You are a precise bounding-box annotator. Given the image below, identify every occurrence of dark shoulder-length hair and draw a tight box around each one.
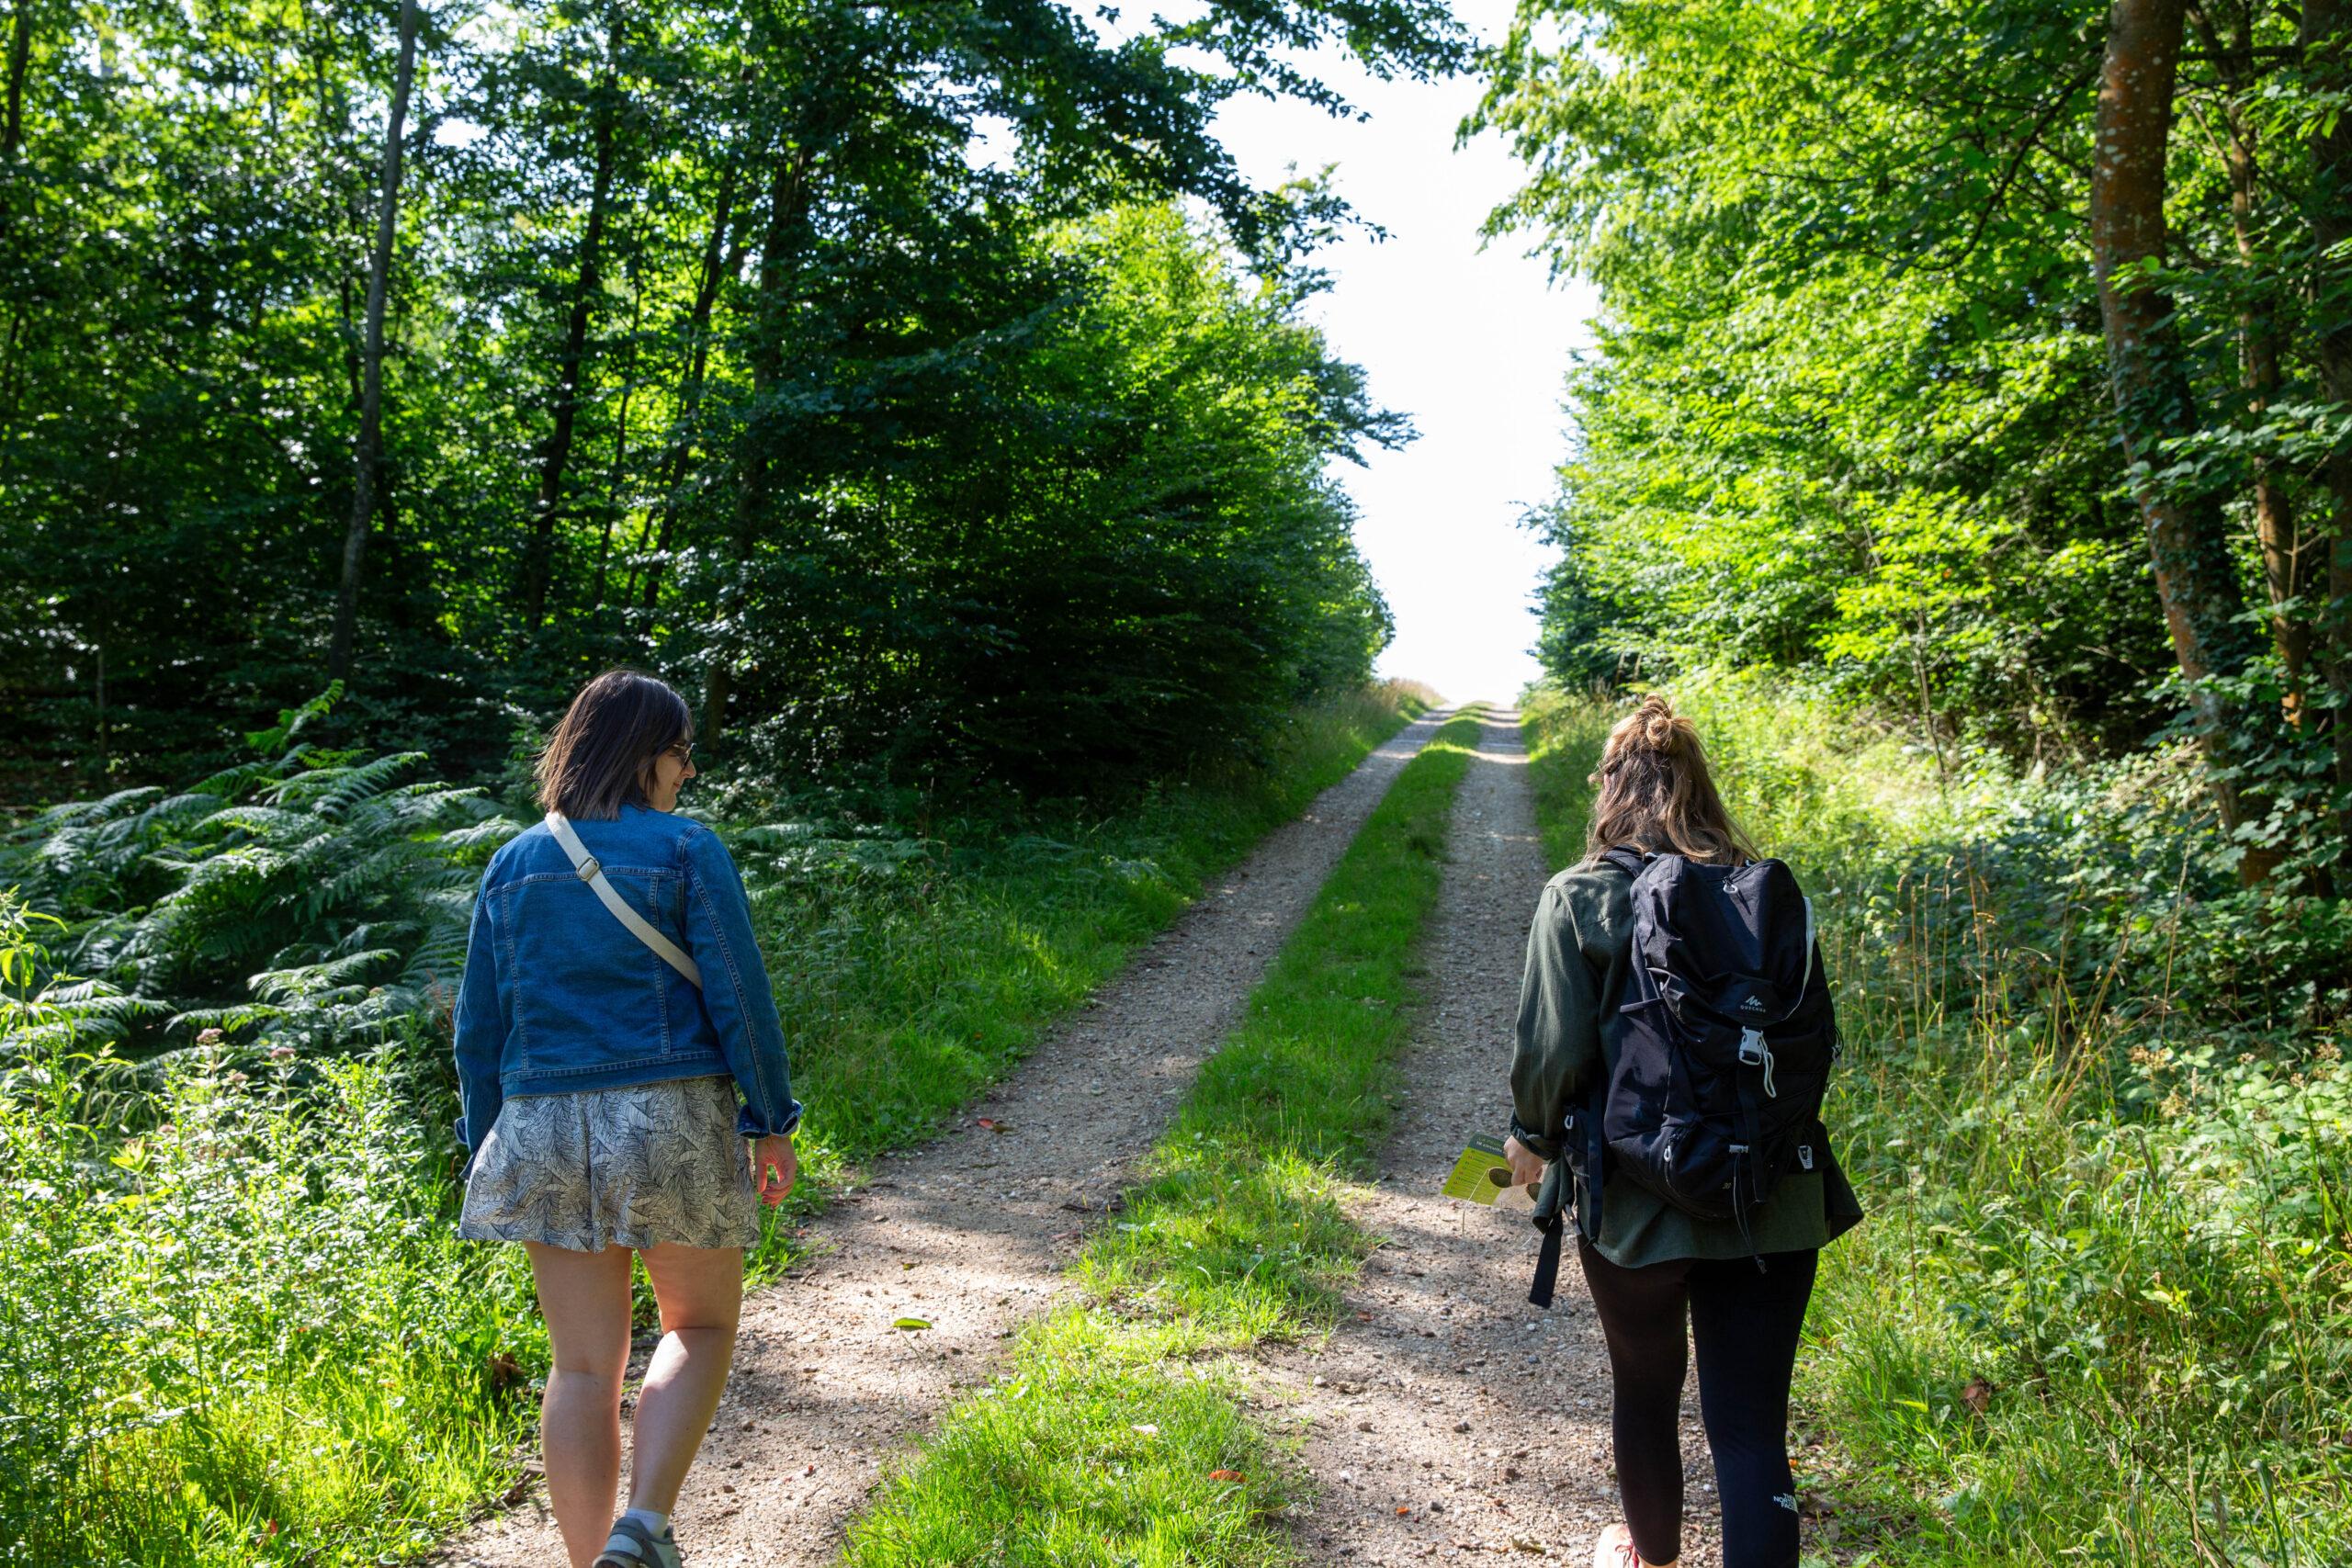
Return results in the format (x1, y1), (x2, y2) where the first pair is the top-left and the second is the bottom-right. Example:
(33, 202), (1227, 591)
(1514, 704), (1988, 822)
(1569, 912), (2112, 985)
(535, 670), (694, 820)
(1583, 694), (1757, 866)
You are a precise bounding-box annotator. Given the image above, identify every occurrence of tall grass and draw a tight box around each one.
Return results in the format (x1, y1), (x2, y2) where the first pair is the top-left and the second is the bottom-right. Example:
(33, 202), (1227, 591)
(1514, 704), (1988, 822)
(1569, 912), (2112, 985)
(0, 899), (544, 1566)
(0, 682), (1428, 1568)
(1522, 679), (2351, 1567)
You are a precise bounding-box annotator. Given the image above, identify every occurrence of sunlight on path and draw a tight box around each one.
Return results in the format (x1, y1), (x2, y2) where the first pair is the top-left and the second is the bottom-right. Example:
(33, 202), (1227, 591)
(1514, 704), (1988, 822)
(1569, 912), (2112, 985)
(435, 711), (1456, 1568)
(1253, 708), (1722, 1565)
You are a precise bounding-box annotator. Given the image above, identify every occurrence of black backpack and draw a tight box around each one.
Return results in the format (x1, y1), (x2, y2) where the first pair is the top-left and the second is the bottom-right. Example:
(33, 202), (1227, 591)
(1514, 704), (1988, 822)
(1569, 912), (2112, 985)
(1528, 849), (1838, 1304)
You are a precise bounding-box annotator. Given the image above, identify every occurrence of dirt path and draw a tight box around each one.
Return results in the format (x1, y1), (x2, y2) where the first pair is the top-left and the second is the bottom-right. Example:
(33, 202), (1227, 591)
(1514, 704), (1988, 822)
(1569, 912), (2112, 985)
(441, 709), (1453, 1568)
(1255, 708), (1730, 1566)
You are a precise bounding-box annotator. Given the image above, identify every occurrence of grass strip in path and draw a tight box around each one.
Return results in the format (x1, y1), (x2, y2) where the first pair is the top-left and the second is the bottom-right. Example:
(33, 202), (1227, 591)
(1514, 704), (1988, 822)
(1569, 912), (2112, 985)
(840, 708), (1487, 1567)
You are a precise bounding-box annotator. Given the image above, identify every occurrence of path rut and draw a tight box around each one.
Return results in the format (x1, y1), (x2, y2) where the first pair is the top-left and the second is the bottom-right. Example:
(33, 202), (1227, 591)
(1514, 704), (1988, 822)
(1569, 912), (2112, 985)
(1257, 708), (1732, 1565)
(441, 709), (1453, 1568)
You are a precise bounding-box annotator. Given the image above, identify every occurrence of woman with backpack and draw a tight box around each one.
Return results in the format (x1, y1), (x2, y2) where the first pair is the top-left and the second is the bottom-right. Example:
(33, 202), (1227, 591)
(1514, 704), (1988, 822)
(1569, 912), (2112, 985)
(452, 670), (803, 1568)
(1502, 695), (1860, 1568)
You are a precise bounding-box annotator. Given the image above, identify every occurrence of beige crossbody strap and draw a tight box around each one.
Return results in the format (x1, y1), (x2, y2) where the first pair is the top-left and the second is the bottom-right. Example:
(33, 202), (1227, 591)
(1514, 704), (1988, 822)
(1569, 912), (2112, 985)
(544, 811), (704, 989)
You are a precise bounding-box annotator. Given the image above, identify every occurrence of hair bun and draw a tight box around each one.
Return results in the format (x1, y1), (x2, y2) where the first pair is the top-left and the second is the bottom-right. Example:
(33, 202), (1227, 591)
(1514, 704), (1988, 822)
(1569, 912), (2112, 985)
(1627, 694), (1688, 754)
(1587, 693), (1754, 864)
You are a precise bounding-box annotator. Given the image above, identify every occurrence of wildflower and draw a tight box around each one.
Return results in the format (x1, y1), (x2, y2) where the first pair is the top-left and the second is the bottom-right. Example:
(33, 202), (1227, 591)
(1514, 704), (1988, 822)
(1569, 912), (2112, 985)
(2317, 1042), (2342, 1064)
(197, 1027), (224, 1046)
(269, 1045), (298, 1061)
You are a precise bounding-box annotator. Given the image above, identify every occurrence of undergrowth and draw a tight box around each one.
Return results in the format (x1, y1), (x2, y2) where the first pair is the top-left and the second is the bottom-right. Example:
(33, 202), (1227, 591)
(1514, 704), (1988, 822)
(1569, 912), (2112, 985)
(842, 707), (1486, 1567)
(0, 680), (1430, 1568)
(1522, 678), (2352, 1568)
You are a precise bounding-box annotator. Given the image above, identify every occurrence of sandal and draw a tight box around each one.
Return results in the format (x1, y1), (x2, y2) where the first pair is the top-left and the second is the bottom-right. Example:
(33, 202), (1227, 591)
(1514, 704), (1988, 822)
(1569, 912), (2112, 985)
(593, 1516), (683, 1568)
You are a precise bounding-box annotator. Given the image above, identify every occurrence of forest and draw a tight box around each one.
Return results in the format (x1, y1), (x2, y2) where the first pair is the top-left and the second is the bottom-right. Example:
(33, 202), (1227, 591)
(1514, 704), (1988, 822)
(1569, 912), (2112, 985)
(2, 0), (2348, 1563)
(1478, 0), (2352, 963)
(0, 0), (1457, 797)
(0, 0), (1474, 1558)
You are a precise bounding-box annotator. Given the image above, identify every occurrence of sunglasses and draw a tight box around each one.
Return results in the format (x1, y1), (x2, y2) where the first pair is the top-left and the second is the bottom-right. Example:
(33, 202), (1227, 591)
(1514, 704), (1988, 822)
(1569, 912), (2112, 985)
(664, 741), (695, 765)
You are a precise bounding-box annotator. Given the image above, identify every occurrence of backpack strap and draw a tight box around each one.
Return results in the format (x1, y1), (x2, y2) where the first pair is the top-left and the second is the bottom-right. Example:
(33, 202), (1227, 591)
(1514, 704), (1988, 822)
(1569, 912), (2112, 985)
(1598, 846), (1649, 879)
(544, 811), (704, 989)
(1529, 1199), (1567, 1310)
(1526, 1109), (1606, 1309)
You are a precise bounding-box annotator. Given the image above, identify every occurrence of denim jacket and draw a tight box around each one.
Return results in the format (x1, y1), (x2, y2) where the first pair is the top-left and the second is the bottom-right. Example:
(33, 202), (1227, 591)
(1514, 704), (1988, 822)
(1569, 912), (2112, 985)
(451, 804), (803, 1170)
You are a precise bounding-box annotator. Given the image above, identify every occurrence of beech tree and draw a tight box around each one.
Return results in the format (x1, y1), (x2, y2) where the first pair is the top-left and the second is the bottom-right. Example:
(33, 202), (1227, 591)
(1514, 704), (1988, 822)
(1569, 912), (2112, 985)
(331, 0), (422, 683)
(0, 0), (1463, 796)
(1474, 0), (2352, 891)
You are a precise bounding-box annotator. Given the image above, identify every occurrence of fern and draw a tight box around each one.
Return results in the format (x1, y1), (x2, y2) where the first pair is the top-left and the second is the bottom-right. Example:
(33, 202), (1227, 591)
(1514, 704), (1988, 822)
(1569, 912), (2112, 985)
(270, 752), (427, 819)
(240, 681), (343, 753)
(0, 689), (522, 1076)
(6, 981), (170, 1052)
(248, 949), (401, 999)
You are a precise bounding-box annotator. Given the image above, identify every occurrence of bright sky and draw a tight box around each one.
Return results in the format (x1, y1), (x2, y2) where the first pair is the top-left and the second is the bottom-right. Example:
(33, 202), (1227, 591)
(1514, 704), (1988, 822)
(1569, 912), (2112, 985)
(1209, 0), (1598, 705)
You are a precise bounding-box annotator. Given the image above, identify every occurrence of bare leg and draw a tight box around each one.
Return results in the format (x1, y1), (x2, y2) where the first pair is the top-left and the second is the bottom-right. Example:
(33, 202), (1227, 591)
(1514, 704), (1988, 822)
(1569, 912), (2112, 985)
(628, 1243), (745, 1516)
(524, 1241), (635, 1568)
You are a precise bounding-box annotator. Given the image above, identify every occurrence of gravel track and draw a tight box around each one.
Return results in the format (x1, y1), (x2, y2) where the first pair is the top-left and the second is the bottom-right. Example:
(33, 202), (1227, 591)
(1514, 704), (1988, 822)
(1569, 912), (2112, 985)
(438, 709), (1453, 1568)
(1254, 707), (1732, 1566)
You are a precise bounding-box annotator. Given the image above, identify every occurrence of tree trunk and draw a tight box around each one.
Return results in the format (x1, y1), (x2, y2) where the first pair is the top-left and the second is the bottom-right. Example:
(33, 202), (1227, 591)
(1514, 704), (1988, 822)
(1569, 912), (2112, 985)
(2090, 0), (2260, 859)
(2303, 0), (2352, 854)
(592, 243), (647, 614)
(520, 68), (620, 632)
(328, 0), (419, 683)
(2193, 6), (2312, 716)
(92, 637), (106, 783)
(634, 155), (745, 614)
(4, 0), (31, 162)
(704, 141), (816, 739)
(0, 305), (26, 430)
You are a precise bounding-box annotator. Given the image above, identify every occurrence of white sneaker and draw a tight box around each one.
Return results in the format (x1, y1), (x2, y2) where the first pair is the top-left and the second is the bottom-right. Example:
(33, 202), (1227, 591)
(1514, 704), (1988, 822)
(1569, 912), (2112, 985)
(1591, 1522), (1676, 1568)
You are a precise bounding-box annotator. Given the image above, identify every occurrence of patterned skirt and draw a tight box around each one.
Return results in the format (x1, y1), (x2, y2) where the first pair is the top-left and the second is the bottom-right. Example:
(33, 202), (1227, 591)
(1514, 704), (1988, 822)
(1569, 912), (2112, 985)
(458, 1075), (762, 1253)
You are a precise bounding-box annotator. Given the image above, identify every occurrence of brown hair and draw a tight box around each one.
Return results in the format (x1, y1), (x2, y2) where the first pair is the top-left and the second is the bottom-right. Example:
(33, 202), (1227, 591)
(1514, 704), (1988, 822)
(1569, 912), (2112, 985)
(535, 670), (694, 819)
(1584, 694), (1756, 866)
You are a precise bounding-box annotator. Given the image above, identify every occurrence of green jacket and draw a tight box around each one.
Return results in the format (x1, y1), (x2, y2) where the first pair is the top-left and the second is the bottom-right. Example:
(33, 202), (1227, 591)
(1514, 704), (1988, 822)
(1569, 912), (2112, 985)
(1510, 857), (1862, 1269)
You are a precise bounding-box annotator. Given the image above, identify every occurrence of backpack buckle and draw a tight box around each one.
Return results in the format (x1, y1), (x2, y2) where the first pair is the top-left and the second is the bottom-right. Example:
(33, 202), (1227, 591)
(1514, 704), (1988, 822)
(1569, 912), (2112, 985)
(1739, 1026), (1779, 1097)
(1797, 1144), (1815, 1171)
(575, 856), (602, 882)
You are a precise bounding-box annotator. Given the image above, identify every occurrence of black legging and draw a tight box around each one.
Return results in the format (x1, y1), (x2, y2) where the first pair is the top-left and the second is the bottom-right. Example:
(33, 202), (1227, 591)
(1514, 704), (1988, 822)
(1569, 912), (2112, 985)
(1576, 1242), (1818, 1568)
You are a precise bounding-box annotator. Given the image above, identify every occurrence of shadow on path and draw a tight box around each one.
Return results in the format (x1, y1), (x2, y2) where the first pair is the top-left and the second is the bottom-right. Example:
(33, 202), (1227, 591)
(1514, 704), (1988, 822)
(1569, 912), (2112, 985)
(1255, 708), (1729, 1566)
(436, 711), (1454, 1568)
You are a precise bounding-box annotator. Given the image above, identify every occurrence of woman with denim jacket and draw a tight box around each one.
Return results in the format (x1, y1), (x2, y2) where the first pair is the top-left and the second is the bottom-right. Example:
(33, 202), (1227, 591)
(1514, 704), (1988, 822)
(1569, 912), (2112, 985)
(452, 669), (802, 1568)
